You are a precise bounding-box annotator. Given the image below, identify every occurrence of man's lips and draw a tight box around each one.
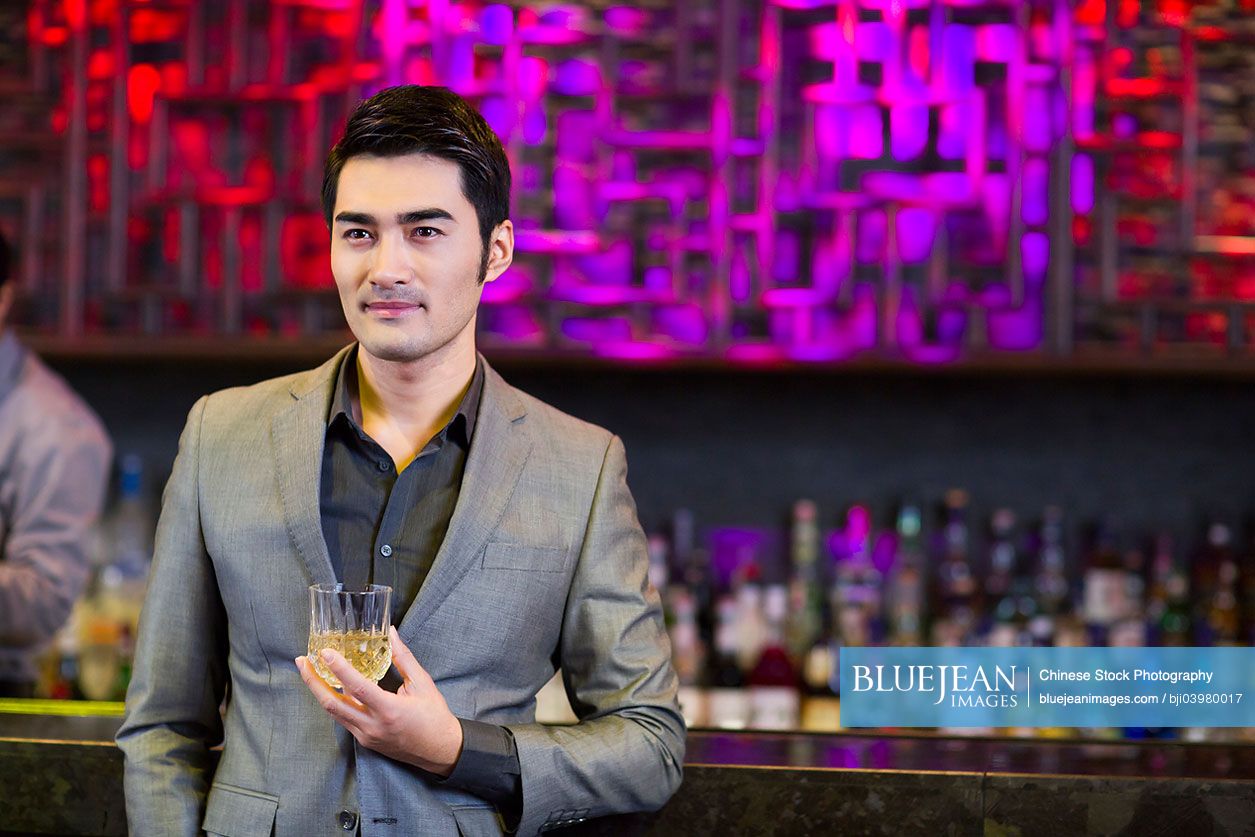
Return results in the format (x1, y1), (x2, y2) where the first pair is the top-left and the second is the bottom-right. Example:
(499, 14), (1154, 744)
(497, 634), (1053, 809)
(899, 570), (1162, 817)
(364, 301), (424, 318)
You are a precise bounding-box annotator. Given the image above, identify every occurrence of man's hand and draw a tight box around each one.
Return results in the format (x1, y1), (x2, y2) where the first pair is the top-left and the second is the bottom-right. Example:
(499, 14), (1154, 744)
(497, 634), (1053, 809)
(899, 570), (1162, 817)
(296, 626), (464, 777)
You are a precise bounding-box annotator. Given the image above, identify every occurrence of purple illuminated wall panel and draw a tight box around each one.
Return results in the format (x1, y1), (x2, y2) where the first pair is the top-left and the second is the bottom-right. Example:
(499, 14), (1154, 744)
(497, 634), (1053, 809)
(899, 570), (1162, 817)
(4, 0), (1254, 363)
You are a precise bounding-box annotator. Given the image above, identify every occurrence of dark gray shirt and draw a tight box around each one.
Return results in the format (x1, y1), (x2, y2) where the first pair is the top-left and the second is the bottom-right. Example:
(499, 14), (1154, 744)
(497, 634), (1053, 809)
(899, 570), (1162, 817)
(319, 348), (521, 829)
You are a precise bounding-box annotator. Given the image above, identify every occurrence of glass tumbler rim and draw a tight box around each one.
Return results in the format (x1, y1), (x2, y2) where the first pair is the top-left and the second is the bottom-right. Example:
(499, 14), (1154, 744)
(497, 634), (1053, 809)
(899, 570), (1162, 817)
(309, 582), (393, 595)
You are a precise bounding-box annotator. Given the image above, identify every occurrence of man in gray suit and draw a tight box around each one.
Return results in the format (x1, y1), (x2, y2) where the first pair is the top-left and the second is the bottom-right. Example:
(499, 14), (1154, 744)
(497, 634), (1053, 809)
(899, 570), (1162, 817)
(117, 85), (684, 836)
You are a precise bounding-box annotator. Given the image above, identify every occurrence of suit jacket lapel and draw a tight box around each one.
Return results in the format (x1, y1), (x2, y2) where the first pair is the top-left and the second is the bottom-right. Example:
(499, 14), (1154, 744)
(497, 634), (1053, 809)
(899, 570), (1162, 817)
(272, 346), (350, 586)
(398, 360), (532, 643)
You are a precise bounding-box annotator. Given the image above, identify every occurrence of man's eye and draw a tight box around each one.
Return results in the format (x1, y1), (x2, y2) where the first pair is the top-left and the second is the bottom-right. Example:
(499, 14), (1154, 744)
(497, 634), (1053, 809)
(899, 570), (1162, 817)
(344, 229), (372, 241)
(412, 227), (441, 238)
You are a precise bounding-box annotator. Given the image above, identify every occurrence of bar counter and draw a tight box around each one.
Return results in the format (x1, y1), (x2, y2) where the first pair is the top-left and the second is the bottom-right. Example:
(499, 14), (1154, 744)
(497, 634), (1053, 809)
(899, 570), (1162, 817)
(1, 702), (1252, 835)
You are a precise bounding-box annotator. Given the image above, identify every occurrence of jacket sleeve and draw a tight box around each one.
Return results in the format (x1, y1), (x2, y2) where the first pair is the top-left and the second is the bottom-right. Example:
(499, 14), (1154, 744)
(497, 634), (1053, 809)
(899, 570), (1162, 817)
(0, 412), (111, 645)
(115, 396), (229, 836)
(506, 434), (686, 836)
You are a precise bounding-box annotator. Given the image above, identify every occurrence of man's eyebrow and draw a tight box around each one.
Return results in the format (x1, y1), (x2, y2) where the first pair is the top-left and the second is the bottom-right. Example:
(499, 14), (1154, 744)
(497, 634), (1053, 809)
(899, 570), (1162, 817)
(333, 211), (376, 225)
(396, 208), (455, 225)
(333, 209), (456, 226)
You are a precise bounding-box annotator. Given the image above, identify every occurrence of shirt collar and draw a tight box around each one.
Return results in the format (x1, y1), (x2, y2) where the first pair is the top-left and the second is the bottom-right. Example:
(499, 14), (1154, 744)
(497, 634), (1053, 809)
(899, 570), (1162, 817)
(327, 345), (484, 450)
(0, 329), (26, 405)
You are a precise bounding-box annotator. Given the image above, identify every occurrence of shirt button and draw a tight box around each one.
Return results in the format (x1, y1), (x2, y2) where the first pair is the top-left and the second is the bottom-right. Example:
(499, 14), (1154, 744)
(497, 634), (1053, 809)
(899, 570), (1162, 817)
(380, 544), (393, 557)
(338, 810), (358, 830)
(377, 459), (390, 471)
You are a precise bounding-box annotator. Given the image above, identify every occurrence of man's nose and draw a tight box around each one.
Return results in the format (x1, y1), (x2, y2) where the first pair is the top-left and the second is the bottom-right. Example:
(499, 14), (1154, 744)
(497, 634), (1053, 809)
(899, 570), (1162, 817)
(368, 234), (412, 287)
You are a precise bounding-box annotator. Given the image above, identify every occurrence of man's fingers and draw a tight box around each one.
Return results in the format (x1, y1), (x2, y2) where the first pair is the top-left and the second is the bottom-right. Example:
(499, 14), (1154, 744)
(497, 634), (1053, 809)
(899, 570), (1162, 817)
(296, 654), (335, 698)
(319, 648), (385, 709)
(296, 656), (367, 721)
(389, 626), (434, 689)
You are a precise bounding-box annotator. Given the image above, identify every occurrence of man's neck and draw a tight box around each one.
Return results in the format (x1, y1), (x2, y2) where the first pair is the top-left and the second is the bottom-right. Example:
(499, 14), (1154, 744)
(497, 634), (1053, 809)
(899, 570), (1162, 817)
(353, 343), (477, 472)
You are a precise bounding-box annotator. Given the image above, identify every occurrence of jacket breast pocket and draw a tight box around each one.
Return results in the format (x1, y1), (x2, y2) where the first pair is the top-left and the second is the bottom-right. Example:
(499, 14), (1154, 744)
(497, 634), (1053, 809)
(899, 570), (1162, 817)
(481, 542), (571, 574)
(202, 782), (279, 837)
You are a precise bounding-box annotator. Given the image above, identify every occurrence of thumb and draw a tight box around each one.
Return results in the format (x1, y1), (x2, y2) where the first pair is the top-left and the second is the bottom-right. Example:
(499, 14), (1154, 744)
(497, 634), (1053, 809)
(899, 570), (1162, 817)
(389, 626), (436, 690)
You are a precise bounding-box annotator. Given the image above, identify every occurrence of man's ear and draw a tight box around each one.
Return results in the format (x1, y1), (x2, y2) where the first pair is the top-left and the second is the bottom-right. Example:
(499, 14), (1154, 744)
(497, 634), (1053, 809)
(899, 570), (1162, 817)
(482, 220), (514, 284)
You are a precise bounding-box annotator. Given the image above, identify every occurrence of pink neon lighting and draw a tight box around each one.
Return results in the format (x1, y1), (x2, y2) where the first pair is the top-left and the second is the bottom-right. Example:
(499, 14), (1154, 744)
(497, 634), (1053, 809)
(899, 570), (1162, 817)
(49, 0), (1250, 362)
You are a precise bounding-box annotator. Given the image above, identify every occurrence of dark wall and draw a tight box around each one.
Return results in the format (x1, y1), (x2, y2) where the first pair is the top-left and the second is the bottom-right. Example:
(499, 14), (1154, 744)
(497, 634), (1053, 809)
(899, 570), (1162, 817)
(50, 354), (1255, 554)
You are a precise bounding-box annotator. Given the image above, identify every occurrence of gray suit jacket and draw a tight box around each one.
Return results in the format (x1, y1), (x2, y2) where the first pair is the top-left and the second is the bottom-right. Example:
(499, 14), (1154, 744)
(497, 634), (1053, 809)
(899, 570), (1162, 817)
(117, 347), (684, 836)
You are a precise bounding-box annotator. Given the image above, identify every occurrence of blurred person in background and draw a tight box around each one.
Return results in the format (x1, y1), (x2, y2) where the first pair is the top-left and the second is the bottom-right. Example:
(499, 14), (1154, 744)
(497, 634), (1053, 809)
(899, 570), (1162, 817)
(0, 228), (113, 698)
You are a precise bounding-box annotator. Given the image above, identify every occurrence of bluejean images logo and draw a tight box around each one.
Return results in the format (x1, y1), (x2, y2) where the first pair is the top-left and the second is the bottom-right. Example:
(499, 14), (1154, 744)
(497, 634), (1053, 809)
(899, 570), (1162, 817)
(840, 647), (1255, 728)
(851, 664), (1025, 708)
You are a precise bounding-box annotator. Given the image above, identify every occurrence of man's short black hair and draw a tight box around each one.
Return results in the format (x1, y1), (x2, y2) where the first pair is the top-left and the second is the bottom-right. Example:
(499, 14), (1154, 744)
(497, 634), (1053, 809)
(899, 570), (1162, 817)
(321, 85), (511, 255)
(0, 228), (9, 289)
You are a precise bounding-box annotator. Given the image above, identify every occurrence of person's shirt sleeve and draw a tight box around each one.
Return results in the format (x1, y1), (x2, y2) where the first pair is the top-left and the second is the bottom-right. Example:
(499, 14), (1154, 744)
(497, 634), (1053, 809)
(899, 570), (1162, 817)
(439, 718), (523, 832)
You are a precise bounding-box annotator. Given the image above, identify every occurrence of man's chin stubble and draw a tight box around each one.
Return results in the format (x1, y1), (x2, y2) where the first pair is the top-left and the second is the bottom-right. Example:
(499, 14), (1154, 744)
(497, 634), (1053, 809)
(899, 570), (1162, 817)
(362, 341), (429, 363)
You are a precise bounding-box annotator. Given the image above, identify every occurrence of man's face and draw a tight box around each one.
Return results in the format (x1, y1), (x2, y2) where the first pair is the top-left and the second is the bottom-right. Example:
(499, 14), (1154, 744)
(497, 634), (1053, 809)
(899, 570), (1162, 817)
(330, 153), (510, 365)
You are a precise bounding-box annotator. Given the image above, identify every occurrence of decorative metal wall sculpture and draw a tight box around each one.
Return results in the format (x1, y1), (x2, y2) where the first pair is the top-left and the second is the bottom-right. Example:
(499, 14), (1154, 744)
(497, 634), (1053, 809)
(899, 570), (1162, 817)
(3, 1), (1252, 363)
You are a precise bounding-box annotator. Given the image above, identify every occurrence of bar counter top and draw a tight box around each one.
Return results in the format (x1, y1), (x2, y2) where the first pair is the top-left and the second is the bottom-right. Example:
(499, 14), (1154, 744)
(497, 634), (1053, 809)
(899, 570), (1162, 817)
(1, 701), (1252, 835)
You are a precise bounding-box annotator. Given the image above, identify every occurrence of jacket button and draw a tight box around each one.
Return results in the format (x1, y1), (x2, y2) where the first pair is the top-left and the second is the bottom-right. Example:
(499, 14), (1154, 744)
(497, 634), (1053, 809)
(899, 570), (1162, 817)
(339, 810), (358, 830)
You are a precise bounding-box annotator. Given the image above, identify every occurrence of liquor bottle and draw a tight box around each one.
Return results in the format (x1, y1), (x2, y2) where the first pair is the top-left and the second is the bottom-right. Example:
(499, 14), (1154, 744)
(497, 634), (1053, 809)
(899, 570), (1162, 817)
(1191, 523), (1223, 640)
(1008, 548), (1040, 641)
(930, 490), (979, 645)
(1204, 526), (1241, 645)
(1242, 523), (1255, 645)
(1108, 615), (1148, 647)
(99, 454), (154, 640)
(1148, 533), (1191, 646)
(1079, 531), (1128, 742)
(885, 501), (926, 645)
(830, 504), (882, 649)
(1028, 506), (1070, 645)
(75, 571), (123, 702)
(672, 509), (713, 646)
(798, 630), (839, 732)
(785, 500), (825, 662)
(47, 628), (82, 701)
(672, 508), (696, 570)
(666, 587), (708, 727)
(707, 596), (751, 730)
(748, 585), (801, 730)
(69, 454), (155, 700)
(106, 454), (154, 577)
(1194, 522), (1240, 645)
(983, 508), (1021, 644)
(1030, 517), (1078, 735)
(113, 625), (135, 701)
(1081, 520), (1126, 645)
(985, 509), (1016, 603)
(1052, 612), (1090, 648)
(1146, 532), (1174, 633)
(1110, 547), (1148, 647)
(734, 563), (767, 673)
(1121, 547), (1147, 623)
(1161, 578), (1193, 646)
